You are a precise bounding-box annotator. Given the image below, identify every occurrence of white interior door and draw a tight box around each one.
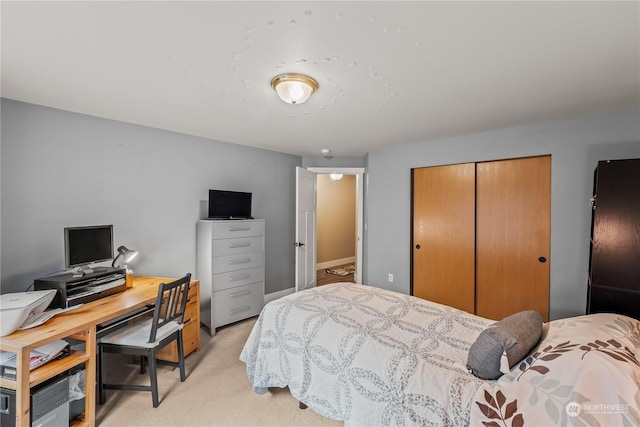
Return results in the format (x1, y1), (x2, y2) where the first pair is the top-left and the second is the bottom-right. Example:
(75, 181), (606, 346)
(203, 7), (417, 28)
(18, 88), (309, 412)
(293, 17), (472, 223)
(295, 167), (317, 292)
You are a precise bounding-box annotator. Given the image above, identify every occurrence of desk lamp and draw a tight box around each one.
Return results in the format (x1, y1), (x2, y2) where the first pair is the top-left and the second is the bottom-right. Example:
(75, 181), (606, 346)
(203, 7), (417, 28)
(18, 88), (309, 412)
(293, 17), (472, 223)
(112, 245), (138, 288)
(112, 245), (138, 268)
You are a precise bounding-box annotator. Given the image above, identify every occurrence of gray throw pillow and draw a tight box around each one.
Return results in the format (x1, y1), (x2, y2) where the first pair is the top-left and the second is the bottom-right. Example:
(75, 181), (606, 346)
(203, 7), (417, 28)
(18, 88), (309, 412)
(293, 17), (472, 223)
(466, 310), (543, 380)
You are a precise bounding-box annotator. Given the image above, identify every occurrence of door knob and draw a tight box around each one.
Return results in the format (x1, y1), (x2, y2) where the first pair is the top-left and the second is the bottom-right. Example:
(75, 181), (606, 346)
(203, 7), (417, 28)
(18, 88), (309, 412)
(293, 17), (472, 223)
(415, 244), (421, 249)
(538, 256), (547, 263)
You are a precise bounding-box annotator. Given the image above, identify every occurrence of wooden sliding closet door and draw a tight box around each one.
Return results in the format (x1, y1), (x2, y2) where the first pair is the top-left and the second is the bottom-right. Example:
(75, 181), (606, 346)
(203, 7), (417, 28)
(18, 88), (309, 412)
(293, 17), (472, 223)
(412, 164), (476, 313)
(475, 155), (551, 321)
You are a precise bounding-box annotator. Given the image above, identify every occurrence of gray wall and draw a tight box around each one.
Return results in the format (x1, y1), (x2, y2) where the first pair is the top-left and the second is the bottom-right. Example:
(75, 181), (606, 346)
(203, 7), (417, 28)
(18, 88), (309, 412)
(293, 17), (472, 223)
(3, 98), (639, 321)
(364, 108), (640, 320)
(1, 99), (300, 295)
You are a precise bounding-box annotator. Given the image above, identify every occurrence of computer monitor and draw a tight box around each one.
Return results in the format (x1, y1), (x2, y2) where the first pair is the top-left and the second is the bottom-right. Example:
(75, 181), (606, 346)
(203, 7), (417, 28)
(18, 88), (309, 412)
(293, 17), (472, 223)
(64, 225), (114, 273)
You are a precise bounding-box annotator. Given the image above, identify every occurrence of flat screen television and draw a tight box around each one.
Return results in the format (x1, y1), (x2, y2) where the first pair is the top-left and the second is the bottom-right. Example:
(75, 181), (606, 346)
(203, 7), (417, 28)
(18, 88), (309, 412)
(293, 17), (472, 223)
(208, 190), (252, 219)
(64, 225), (114, 270)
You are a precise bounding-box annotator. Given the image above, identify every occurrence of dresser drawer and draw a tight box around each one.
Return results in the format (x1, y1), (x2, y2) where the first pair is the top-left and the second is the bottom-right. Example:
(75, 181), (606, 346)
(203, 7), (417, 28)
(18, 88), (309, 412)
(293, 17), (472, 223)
(212, 267), (264, 292)
(212, 251), (263, 274)
(197, 218), (265, 335)
(212, 221), (264, 239)
(212, 282), (263, 327)
(213, 236), (264, 256)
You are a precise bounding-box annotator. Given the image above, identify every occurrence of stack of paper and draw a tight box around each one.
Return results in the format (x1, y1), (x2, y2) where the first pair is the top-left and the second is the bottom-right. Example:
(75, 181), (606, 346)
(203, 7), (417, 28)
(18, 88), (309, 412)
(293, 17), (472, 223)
(0, 339), (69, 380)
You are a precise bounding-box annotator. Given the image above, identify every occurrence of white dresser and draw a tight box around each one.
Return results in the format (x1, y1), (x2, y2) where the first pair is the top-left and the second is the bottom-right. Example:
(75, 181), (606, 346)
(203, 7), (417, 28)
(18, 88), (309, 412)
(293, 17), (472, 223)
(196, 219), (265, 335)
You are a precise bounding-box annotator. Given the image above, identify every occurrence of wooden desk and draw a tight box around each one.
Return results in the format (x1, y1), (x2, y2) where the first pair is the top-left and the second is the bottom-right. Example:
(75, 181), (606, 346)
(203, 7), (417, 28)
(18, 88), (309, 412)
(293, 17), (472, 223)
(0, 276), (199, 427)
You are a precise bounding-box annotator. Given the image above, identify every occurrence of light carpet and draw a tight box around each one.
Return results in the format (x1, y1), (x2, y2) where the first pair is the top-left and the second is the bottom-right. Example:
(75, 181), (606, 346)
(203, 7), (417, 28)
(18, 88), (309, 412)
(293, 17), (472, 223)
(96, 317), (342, 426)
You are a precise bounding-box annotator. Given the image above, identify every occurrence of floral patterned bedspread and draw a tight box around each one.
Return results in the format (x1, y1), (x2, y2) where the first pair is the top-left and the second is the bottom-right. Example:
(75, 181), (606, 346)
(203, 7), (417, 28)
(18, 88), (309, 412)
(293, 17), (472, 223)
(471, 313), (640, 427)
(240, 283), (640, 426)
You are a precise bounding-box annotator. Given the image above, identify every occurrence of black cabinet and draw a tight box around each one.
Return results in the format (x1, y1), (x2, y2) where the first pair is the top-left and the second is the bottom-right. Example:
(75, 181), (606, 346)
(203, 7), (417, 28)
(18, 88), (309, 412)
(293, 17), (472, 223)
(587, 159), (640, 320)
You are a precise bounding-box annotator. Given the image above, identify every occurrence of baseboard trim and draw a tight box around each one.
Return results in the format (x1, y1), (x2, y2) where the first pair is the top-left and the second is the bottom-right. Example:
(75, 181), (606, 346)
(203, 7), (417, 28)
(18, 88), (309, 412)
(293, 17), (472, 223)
(264, 287), (295, 305)
(316, 256), (356, 270)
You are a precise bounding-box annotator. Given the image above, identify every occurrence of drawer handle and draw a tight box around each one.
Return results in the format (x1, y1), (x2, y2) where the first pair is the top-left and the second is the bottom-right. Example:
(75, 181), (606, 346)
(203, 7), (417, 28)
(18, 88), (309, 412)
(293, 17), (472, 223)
(229, 273), (251, 282)
(229, 226), (251, 231)
(229, 242), (251, 248)
(229, 289), (251, 298)
(229, 305), (251, 315)
(229, 258), (251, 265)
(183, 318), (192, 325)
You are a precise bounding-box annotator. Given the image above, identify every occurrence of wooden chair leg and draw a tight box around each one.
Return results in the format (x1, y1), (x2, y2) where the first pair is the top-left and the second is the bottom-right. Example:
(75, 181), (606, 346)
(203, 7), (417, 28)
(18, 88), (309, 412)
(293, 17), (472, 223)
(148, 350), (159, 408)
(140, 355), (147, 374)
(177, 332), (186, 382)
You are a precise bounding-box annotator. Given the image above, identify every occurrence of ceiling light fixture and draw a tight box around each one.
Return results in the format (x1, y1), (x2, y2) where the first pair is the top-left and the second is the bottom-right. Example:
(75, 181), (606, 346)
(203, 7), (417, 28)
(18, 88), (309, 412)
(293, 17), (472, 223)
(271, 73), (318, 104)
(330, 173), (343, 181)
(321, 148), (333, 159)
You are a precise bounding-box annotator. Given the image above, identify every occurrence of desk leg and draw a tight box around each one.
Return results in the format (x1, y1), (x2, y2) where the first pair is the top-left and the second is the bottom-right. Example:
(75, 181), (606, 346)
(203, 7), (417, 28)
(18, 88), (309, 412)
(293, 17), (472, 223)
(16, 346), (30, 427)
(84, 326), (97, 427)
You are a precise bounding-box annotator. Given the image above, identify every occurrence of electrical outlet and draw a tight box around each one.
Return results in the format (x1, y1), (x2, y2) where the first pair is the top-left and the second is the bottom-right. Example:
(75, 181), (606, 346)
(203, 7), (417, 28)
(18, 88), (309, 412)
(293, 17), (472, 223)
(388, 273), (394, 283)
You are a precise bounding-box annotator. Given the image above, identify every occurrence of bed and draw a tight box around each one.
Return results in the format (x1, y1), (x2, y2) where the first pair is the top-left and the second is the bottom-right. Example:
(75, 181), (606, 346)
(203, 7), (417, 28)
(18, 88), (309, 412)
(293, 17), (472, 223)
(240, 283), (640, 426)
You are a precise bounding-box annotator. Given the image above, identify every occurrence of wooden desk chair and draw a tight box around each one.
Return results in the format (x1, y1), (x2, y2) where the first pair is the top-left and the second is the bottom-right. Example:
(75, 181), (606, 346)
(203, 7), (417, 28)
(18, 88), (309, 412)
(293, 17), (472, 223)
(97, 273), (191, 407)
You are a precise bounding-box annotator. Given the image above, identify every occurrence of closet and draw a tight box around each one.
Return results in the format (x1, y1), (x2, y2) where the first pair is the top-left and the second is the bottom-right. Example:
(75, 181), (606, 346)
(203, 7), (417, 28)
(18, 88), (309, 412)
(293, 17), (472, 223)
(412, 155), (550, 321)
(587, 159), (640, 320)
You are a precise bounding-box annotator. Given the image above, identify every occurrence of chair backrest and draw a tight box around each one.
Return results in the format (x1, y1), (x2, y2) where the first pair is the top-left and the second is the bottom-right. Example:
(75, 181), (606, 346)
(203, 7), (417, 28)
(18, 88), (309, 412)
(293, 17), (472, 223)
(148, 273), (191, 343)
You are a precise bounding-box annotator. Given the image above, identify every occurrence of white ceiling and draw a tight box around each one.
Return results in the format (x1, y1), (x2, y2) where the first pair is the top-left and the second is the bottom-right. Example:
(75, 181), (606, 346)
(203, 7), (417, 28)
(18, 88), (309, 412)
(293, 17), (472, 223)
(2, 1), (639, 157)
